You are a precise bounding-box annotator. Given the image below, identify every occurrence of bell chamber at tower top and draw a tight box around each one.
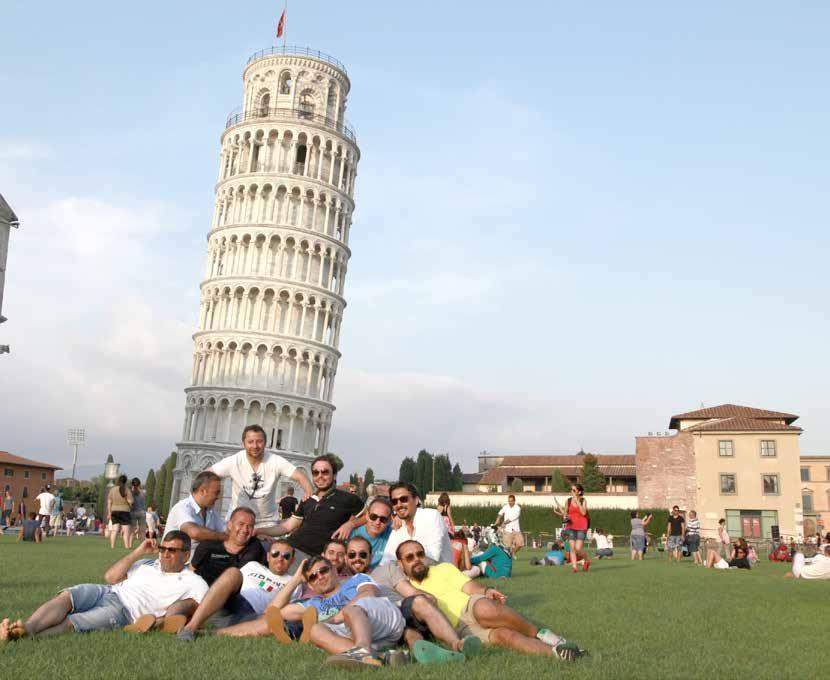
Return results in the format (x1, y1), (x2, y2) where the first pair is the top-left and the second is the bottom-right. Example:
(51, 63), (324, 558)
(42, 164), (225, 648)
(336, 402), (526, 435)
(225, 46), (357, 145)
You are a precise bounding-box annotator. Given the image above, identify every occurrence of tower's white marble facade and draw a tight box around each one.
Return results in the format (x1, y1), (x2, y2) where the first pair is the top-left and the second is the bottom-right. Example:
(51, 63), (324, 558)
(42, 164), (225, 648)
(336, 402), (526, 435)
(171, 46), (359, 506)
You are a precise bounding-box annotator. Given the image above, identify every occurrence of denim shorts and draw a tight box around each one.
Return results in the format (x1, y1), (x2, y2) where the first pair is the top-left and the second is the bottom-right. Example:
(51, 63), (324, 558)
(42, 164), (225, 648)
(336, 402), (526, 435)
(686, 535), (701, 553)
(63, 584), (131, 633)
(568, 530), (587, 540)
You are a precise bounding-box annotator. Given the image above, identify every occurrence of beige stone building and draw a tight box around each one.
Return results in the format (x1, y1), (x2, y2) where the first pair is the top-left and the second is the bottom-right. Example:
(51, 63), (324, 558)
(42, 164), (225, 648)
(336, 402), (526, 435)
(637, 404), (804, 540)
(799, 455), (830, 539)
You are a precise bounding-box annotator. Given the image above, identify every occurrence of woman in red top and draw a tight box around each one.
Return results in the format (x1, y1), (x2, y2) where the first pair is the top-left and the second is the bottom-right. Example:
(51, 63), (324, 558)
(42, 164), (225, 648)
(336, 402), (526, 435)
(555, 484), (590, 573)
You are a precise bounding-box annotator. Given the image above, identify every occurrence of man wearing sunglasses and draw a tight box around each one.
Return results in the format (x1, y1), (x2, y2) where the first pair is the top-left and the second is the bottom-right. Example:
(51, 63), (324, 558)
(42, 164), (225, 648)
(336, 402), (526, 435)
(349, 498), (393, 569)
(382, 482), (454, 565)
(209, 425), (314, 531)
(257, 454), (363, 565)
(0, 532), (208, 641)
(175, 507), (266, 640)
(346, 536), (481, 664)
(265, 555), (405, 668)
(396, 540), (586, 662)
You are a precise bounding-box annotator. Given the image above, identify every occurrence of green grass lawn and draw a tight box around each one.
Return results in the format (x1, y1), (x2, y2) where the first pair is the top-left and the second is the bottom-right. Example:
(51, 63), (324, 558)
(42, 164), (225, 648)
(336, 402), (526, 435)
(0, 535), (826, 679)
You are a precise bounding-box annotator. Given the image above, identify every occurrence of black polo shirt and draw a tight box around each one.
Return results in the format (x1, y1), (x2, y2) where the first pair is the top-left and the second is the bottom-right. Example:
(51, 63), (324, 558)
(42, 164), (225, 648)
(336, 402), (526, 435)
(279, 495), (299, 520)
(288, 488), (363, 556)
(190, 538), (266, 585)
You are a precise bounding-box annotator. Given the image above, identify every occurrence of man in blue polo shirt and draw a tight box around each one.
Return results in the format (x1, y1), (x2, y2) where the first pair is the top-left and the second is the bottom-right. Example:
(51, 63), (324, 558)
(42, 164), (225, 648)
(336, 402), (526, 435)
(350, 498), (393, 569)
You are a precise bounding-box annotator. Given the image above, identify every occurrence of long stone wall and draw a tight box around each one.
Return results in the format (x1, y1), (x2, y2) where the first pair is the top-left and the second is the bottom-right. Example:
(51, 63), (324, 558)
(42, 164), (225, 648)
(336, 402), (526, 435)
(424, 492), (639, 509)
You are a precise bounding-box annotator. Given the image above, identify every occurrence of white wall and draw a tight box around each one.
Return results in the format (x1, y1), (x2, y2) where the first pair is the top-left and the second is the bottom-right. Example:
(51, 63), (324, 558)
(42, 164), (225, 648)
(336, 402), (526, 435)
(425, 492), (639, 509)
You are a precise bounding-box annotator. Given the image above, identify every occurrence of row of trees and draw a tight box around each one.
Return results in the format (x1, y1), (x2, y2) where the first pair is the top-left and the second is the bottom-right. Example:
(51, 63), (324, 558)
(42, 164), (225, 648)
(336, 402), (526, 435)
(508, 453), (608, 493)
(144, 452), (177, 517)
(398, 450), (464, 495)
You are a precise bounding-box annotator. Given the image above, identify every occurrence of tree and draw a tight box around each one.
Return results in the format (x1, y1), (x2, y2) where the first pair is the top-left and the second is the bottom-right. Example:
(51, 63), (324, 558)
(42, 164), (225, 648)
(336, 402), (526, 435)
(145, 469), (156, 506)
(510, 478), (525, 493)
(398, 457), (416, 485)
(154, 464), (168, 514)
(162, 455), (176, 517)
(415, 449), (434, 497)
(451, 463), (463, 491)
(433, 454), (452, 491)
(550, 468), (571, 492)
(580, 453), (606, 493)
(364, 467), (375, 488)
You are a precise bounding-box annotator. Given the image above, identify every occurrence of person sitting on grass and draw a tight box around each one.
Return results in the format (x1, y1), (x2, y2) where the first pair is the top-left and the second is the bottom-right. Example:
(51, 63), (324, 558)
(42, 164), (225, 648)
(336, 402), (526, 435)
(346, 536), (481, 664)
(704, 544), (751, 570)
(0, 531), (208, 641)
(16, 512), (42, 543)
(175, 506), (266, 640)
(264, 555), (407, 669)
(593, 528), (614, 559)
(397, 539), (585, 661)
(530, 541), (566, 566)
(786, 543), (830, 580)
(349, 497), (394, 570)
(469, 540), (513, 577)
(769, 538), (791, 562)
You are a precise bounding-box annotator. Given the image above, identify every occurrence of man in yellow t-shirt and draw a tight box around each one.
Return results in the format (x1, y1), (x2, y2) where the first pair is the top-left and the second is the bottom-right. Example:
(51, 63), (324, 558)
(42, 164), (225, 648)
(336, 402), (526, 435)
(397, 540), (585, 661)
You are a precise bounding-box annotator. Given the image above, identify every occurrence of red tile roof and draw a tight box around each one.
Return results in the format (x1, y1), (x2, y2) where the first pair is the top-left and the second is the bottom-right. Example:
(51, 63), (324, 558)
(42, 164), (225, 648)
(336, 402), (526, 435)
(684, 417), (802, 433)
(498, 454), (635, 467)
(0, 451), (63, 470)
(669, 404), (798, 429)
(479, 463), (636, 485)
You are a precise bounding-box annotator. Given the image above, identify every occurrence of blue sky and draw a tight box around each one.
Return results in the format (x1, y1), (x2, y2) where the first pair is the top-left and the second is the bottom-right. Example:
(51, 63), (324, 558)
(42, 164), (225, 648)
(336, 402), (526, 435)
(1, 1), (828, 480)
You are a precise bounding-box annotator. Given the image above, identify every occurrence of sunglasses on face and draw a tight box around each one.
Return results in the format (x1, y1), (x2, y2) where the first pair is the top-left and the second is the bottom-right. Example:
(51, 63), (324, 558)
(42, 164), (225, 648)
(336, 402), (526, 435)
(270, 551), (293, 560)
(347, 550), (369, 559)
(312, 468), (332, 477)
(401, 550), (425, 563)
(390, 495), (411, 505)
(306, 565), (332, 582)
(368, 512), (390, 523)
(159, 546), (187, 554)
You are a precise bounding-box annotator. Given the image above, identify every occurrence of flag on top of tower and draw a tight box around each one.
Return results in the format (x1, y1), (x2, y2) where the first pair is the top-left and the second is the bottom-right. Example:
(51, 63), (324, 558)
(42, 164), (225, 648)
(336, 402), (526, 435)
(277, 9), (286, 38)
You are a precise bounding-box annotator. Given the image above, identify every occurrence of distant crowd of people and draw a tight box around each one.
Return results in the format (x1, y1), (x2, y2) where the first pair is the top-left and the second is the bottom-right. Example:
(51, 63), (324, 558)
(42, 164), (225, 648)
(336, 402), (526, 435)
(0, 425), (586, 668)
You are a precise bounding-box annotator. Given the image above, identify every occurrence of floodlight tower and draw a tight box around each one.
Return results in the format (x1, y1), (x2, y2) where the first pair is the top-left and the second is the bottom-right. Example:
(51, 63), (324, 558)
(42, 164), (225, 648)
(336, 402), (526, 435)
(67, 427), (85, 480)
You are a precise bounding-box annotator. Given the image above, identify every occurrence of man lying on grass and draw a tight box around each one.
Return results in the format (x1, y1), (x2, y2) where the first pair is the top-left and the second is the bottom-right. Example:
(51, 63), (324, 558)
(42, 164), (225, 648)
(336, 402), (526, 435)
(396, 539), (586, 661)
(0, 531), (208, 641)
(264, 555), (407, 669)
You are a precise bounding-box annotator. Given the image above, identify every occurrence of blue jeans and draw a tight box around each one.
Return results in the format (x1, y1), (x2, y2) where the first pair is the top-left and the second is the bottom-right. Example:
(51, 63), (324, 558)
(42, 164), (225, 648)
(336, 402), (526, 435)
(63, 584), (131, 632)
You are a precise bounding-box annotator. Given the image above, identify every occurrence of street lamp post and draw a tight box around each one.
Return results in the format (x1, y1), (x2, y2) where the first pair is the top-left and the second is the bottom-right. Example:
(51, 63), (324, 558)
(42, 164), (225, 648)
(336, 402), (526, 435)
(104, 461), (120, 489)
(67, 428), (85, 481)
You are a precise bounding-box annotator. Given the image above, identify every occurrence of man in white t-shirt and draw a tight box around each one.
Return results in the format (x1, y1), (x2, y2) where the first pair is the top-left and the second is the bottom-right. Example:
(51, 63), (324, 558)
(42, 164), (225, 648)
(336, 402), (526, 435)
(0, 531), (208, 640)
(35, 487), (55, 537)
(496, 495), (524, 556)
(788, 544), (830, 580)
(210, 424), (314, 530)
(382, 482), (454, 565)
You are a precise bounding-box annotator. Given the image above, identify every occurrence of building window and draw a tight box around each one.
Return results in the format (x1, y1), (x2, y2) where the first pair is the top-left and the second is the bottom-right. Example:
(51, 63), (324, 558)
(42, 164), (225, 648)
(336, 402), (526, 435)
(760, 440), (777, 457)
(802, 492), (814, 512)
(22, 486), (28, 498)
(826, 466), (830, 481)
(720, 474), (737, 494)
(3, 484), (9, 492)
(24, 470), (30, 478)
(762, 474), (780, 495)
(801, 467), (811, 482)
(718, 440), (734, 457)
(3, 468), (12, 477)
(41, 472), (47, 480)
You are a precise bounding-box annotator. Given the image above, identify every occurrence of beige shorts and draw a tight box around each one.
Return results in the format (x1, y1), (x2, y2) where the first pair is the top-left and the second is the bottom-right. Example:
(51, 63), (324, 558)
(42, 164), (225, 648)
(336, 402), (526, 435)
(457, 594), (493, 643)
(49, 515), (61, 528)
(503, 531), (524, 548)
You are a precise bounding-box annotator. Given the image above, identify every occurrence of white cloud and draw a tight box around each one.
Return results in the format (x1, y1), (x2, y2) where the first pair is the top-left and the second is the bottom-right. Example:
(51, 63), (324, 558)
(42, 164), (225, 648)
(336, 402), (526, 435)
(0, 140), (51, 162)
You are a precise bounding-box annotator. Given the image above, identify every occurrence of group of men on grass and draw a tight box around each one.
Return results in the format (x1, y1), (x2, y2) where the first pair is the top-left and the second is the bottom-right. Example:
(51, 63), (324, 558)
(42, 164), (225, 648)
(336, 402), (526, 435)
(1, 425), (584, 669)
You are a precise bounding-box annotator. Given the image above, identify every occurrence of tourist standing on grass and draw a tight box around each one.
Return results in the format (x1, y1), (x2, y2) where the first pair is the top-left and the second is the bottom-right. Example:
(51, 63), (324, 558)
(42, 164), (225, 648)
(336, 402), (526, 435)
(49, 490), (63, 536)
(35, 486), (54, 537)
(16, 498), (26, 526)
(258, 454), (364, 562)
(146, 504), (160, 539)
(107, 475), (134, 550)
(165, 471), (227, 552)
(554, 484), (590, 573)
(685, 510), (702, 564)
(437, 492), (455, 536)
(718, 519), (730, 557)
(397, 539), (585, 661)
(129, 478), (147, 546)
(666, 506), (686, 563)
(0, 531), (208, 641)
(209, 425), (314, 531)
(2, 490), (12, 526)
(496, 495), (524, 556)
(382, 482), (454, 565)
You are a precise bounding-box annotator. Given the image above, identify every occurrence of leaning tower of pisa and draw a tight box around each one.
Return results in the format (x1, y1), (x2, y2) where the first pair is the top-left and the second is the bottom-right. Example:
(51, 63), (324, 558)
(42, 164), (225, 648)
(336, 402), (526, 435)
(170, 46), (359, 508)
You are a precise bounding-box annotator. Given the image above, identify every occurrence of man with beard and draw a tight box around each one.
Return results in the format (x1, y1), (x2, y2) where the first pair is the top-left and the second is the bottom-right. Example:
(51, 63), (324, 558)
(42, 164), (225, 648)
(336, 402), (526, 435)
(382, 482), (453, 565)
(346, 536), (481, 664)
(259, 454), (363, 565)
(396, 540), (585, 661)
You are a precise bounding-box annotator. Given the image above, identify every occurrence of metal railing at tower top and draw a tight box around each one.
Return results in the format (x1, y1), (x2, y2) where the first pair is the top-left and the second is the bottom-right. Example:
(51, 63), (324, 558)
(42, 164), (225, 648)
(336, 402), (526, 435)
(225, 106), (357, 142)
(246, 45), (347, 74)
